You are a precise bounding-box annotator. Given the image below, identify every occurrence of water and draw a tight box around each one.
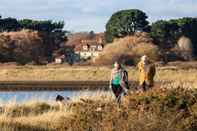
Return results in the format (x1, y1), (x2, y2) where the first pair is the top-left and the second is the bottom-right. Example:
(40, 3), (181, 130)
(0, 90), (91, 103)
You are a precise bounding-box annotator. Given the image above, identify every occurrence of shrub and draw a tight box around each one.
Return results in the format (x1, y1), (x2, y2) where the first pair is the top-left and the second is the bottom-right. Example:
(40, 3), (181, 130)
(0, 30), (49, 64)
(93, 32), (159, 65)
(176, 36), (193, 60)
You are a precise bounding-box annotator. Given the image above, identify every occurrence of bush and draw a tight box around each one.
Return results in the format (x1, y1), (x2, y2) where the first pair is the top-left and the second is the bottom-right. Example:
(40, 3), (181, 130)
(0, 30), (47, 64)
(93, 32), (159, 65)
(176, 36), (193, 60)
(164, 36), (194, 62)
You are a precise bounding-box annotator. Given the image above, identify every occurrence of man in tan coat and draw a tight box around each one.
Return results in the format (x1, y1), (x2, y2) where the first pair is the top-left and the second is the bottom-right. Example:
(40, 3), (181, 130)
(137, 55), (156, 91)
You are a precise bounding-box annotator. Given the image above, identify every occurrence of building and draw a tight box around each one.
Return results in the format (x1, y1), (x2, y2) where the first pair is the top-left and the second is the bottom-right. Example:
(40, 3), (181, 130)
(67, 32), (106, 61)
(75, 36), (105, 59)
(54, 55), (65, 64)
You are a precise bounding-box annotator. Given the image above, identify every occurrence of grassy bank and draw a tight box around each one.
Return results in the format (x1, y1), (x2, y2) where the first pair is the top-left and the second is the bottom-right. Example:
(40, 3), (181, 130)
(0, 62), (197, 85)
(0, 87), (197, 131)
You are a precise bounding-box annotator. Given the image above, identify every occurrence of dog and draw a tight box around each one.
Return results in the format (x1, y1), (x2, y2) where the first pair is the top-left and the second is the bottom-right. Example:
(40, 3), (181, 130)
(56, 95), (70, 110)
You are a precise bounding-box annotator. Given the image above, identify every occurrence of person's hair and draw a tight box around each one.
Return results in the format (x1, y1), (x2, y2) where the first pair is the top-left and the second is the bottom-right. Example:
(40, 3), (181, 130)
(114, 61), (121, 69)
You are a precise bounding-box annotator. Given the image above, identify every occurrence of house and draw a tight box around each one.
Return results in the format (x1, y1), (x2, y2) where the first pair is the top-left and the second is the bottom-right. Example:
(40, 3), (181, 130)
(55, 55), (65, 64)
(53, 45), (77, 65)
(66, 32), (106, 61)
(75, 34), (105, 60)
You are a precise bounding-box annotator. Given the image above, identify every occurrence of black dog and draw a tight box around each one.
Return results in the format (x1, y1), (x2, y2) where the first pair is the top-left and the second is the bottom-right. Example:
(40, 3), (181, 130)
(56, 95), (65, 102)
(56, 95), (70, 110)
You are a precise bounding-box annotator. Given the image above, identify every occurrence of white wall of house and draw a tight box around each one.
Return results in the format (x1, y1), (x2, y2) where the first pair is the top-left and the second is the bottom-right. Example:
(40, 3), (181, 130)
(76, 51), (100, 59)
(55, 58), (63, 64)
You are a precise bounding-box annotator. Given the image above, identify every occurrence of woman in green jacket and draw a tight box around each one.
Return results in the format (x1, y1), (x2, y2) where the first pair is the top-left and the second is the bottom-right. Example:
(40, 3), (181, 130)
(110, 62), (128, 103)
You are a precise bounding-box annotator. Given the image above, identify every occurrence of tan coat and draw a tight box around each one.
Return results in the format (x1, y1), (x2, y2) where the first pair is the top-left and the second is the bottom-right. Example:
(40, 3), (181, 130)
(137, 61), (156, 86)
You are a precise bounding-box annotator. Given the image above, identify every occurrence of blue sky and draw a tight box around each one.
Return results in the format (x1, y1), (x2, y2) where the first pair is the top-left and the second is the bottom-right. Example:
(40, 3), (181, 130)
(0, 0), (197, 32)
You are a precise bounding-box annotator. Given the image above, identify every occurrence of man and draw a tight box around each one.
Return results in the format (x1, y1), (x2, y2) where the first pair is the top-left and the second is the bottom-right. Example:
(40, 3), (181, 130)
(137, 55), (156, 91)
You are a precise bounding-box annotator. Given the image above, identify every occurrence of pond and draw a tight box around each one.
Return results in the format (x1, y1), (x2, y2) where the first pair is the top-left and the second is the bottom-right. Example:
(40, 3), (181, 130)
(0, 90), (108, 104)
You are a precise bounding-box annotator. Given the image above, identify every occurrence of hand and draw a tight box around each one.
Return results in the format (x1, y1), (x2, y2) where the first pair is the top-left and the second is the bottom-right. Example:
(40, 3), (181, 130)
(109, 84), (112, 89)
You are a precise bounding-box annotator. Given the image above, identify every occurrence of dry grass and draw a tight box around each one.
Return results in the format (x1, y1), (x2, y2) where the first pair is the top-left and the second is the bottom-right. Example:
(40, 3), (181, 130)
(0, 87), (197, 131)
(0, 62), (197, 130)
(0, 63), (196, 87)
(0, 91), (112, 131)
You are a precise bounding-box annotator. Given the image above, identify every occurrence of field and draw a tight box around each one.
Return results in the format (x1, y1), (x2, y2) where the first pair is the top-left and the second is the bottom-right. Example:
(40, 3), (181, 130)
(0, 61), (197, 83)
(0, 61), (197, 130)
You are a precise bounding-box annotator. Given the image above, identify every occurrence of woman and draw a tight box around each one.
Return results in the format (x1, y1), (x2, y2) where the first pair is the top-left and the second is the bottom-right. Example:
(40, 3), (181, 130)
(110, 62), (126, 103)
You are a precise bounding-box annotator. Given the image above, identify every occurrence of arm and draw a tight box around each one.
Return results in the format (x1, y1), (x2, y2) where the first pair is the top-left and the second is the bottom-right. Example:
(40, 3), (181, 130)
(109, 70), (113, 89)
(137, 62), (141, 72)
(152, 64), (156, 77)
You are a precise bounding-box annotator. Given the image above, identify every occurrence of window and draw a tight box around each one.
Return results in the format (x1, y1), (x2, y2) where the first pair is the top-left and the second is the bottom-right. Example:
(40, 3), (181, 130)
(98, 45), (103, 51)
(83, 45), (89, 51)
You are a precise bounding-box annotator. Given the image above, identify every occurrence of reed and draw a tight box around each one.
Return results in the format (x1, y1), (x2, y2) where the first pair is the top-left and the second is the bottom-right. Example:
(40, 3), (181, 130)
(0, 86), (197, 131)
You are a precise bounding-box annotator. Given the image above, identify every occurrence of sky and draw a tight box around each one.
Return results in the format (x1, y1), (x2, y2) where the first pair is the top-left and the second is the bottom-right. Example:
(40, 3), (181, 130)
(0, 0), (197, 32)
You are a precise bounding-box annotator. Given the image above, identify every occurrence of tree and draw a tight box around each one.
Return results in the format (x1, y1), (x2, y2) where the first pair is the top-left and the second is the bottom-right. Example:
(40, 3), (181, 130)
(0, 16), (68, 63)
(150, 17), (197, 56)
(105, 9), (149, 42)
(19, 19), (67, 62)
(150, 20), (180, 49)
(0, 17), (20, 32)
(88, 30), (95, 39)
(19, 19), (64, 32)
(175, 18), (197, 56)
(0, 30), (46, 64)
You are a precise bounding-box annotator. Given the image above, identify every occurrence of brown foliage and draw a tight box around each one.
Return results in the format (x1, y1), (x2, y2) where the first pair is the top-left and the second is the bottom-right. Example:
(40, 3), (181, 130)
(59, 88), (197, 131)
(0, 87), (197, 130)
(0, 30), (47, 64)
(176, 36), (193, 60)
(177, 36), (193, 51)
(66, 32), (90, 46)
(94, 32), (159, 65)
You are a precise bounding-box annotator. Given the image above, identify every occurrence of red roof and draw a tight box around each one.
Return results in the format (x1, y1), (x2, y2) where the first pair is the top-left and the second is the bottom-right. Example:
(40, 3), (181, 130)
(66, 33), (105, 52)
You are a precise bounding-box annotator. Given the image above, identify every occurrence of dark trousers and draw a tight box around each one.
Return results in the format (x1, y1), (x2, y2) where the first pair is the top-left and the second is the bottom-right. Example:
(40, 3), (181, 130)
(111, 84), (123, 97)
(111, 84), (123, 104)
(139, 81), (151, 91)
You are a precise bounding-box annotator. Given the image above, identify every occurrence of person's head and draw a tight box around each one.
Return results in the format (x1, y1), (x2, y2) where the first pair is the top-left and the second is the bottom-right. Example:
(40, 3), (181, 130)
(141, 55), (148, 63)
(114, 61), (121, 70)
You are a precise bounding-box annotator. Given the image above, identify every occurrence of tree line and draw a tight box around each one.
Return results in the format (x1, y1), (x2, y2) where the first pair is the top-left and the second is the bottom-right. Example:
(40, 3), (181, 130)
(105, 9), (197, 59)
(0, 15), (67, 50)
(0, 15), (69, 64)
(0, 16), (64, 32)
(151, 18), (197, 54)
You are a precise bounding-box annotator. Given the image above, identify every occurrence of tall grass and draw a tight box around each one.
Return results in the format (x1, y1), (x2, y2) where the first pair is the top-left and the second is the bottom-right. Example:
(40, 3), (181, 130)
(0, 86), (197, 131)
(0, 90), (112, 131)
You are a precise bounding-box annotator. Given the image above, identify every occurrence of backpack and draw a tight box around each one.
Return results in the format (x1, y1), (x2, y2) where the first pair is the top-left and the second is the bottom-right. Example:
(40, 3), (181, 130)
(122, 70), (129, 89)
